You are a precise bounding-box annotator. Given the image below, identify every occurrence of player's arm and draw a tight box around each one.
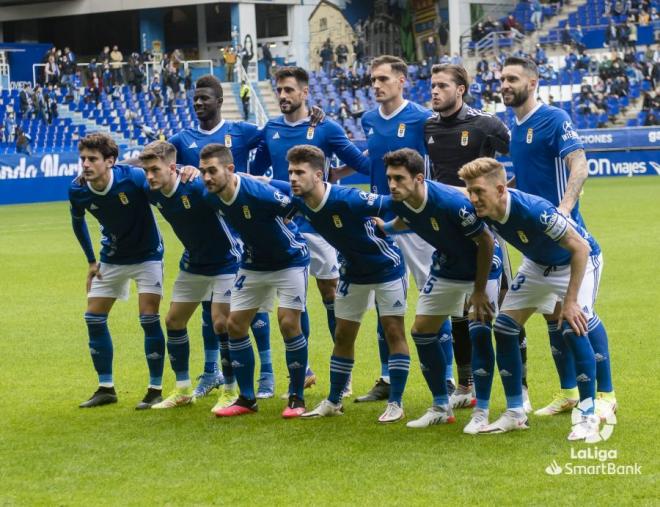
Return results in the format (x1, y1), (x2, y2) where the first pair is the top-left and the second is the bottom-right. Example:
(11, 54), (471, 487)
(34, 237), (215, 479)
(469, 228), (495, 322)
(558, 226), (590, 335)
(373, 216), (409, 234)
(69, 199), (100, 291)
(249, 138), (272, 176)
(327, 122), (371, 176)
(480, 116), (511, 156)
(559, 148), (588, 216)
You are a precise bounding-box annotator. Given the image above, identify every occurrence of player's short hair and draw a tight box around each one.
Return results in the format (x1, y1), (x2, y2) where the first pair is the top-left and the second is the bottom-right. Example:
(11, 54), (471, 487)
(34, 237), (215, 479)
(195, 74), (223, 98)
(458, 157), (507, 184)
(431, 64), (469, 96)
(274, 66), (309, 86)
(78, 132), (119, 160)
(139, 140), (177, 164)
(370, 55), (408, 78)
(286, 145), (325, 172)
(503, 56), (539, 78)
(383, 148), (424, 177)
(199, 143), (233, 166)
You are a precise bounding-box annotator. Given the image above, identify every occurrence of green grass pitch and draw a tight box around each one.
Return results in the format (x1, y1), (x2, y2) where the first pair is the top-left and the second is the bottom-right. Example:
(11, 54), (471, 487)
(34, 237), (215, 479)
(0, 177), (658, 505)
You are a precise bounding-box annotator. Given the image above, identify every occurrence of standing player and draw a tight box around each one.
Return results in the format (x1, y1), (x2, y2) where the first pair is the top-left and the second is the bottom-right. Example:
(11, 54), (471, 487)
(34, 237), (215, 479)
(70, 133), (165, 409)
(199, 144), (311, 418)
(378, 149), (510, 433)
(279, 145), (410, 423)
(137, 141), (242, 410)
(501, 57), (615, 418)
(459, 157), (605, 441)
(251, 66), (372, 396)
(167, 74), (274, 399)
(423, 63), (531, 412)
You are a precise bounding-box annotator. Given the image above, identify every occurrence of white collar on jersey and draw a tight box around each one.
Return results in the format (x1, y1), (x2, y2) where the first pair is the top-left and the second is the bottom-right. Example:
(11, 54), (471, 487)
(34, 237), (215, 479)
(402, 181), (428, 214)
(514, 102), (543, 126)
(283, 116), (311, 127)
(378, 99), (409, 120)
(497, 190), (513, 224)
(198, 119), (226, 135)
(87, 168), (114, 196)
(221, 173), (241, 205)
(310, 182), (332, 213)
(161, 175), (181, 198)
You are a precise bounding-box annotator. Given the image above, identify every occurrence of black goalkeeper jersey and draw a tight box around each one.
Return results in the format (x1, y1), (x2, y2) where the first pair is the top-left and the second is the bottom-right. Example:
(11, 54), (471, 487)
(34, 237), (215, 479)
(424, 103), (511, 187)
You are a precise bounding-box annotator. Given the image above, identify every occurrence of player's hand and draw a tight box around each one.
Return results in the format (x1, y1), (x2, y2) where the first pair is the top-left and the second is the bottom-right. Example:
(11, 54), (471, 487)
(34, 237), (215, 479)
(469, 290), (494, 322)
(309, 105), (326, 127)
(372, 216), (386, 233)
(86, 262), (101, 293)
(559, 300), (588, 336)
(179, 165), (200, 182)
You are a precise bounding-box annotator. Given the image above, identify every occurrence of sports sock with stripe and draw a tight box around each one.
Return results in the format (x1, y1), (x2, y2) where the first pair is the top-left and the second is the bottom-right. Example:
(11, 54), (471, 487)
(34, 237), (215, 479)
(166, 328), (190, 387)
(452, 316), (473, 387)
(412, 333), (448, 406)
(284, 334), (308, 399)
(85, 312), (113, 386)
(562, 323), (596, 414)
(493, 314), (523, 409)
(201, 302), (219, 375)
(251, 312), (273, 377)
(228, 336), (255, 399)
(547, 320), (577, 389)
(388, 353), (410, 405)
(140, 314), (165, 388)
(329, 355), (354, 404)
(470, 320), (495, 410)
(587, 314), (613, 393)
(438, 318), (454, 381)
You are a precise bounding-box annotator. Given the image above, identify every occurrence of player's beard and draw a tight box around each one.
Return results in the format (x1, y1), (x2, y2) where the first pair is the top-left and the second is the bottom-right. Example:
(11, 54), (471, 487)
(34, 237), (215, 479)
(432, 96), (458, 114)
(504, 87), (529, 107)
(280, 100), (302, 114)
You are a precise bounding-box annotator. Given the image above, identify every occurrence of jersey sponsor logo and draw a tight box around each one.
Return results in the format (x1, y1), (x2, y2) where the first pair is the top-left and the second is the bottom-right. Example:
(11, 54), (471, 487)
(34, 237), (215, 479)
(242, 205), (252, 219)
(118, 192), (129, 205)
(224, 134), (232, 148)
(459, 206), (477, 226)
(358, 191), (378, 206)
(517, 230), (529, 243)
(460, 130), (469, 146)
(89, 203), (99, 210)
(526, 128), (534, 144)
(188, 142), (198, 148)
(397, 123), (406, 138)
(540, 210), (568, 241)
(274, 191), (291, 206)
(181, 195), (191, 209)
(306, 127), (315, 140)
(430, 217), (440, 231)
(561, 120), (579, 141)
(272, 132), (280, 139)
(332, 214), (343, 228)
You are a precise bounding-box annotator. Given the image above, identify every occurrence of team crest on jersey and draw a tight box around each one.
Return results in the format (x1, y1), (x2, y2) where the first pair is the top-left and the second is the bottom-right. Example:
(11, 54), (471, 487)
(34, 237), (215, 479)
(224, 134), (232, 148)
(332, 214), (343, 228)
(430, 217), (440, 231)
(517, 230), (529, 243)
(181, 195), (191, 209)
(118, 192), (129, 205)
(397, 123), (406, 138)
(242, 205), (251, 219)
(526, 128), (534, 144)
(306, 127), (315, 140)
(460, 130), (469, 146)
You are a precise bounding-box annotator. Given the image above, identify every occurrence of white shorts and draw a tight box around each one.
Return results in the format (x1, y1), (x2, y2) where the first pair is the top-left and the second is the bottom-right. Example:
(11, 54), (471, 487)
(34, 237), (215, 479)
(230, 266), (308, 312)
(88, 260), (163, 300)
(500, 254), (603, 318)
(302, 232), (339, 280)
(416, 276), (500, 317)
(394, 233), (434, 291)
(335, 276), (408, 323)
(171, 271), (236, 304)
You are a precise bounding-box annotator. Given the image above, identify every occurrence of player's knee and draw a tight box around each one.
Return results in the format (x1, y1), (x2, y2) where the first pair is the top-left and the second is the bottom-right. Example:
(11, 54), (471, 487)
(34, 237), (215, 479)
(227, 315), (248, 338)
(213, 315), (228, 335)
(381, 318), (405, 343)
(278, 312), (301, 337)
(164, 313), (185, 330)
(316, 278), (337, 300)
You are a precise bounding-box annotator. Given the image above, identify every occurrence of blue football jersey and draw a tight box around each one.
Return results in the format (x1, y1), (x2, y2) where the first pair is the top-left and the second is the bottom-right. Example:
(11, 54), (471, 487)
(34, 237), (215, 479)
(69, 165), (163, 264)
(486, 189), (600, 267)
(288, 184), (405, 284)
(204, 174), (309, 271)
(147, 177), (241, 276)
(510, 104), (585, 225)
(168, 120), (261, 173)
(390, 180), (496, 281)
(361, 100), (432, 196)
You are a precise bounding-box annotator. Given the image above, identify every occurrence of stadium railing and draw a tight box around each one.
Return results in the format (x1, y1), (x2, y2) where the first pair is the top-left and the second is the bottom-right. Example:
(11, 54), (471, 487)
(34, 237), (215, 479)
(237, 63), (268, 128)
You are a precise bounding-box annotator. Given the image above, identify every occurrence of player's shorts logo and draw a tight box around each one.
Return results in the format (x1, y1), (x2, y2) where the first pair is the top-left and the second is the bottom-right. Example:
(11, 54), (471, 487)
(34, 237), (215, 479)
(460, 130), (469, 146)
(118, 192), (129, 205)
(181, 195), (191, 209)
(224, 134), (232, 148)
(430, 217), (440, 231)
(332, 214), (343, 228)
(306, 127), (315, 140)
(242, 205), (252, 219)
(517, 230), (529, 243)
(526, 128), (534, 144)
(397, 123), (406, 137)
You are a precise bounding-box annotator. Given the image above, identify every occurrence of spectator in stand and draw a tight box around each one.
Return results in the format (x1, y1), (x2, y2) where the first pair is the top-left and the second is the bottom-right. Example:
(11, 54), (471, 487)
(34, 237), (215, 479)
(503, 15), (524, 37)
(150, 74), (163, 110)
(3, 108), (16, 143)
(262, 43), (274, 79)
(534, 44), (547, 64)
(15, 127), (31, 155)
(126, 53), (145, 94)
(336, 43), (349, 68)
(320, 39), (334, 75)
(472, 22), (486, 43)
(239, 43), (253, 72)
(239, 79), (250, 120)
(44, 54), (60, 87)
(439, 52), (451, 64)
(32, 86), (47, 123)
(223, 46), (237, 82)
(98, 45), (111, 65)
(351, 96), (365, 117)
(87, 73), (101, 105)
(18, 83), (31, 119)
(47, 91), (58, 125)
(451, 52), (463, 65)
(644, 111), (658, 125)
(531, 0), (543, 29)
(423, 36), (438, 65)
(110, 45), (124, 84)
(605, 21), (620, 50)
(102, 64), (112, 95)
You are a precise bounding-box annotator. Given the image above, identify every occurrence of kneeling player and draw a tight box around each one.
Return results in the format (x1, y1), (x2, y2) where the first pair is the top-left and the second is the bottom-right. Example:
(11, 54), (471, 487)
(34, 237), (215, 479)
(459, 158), (606, 441)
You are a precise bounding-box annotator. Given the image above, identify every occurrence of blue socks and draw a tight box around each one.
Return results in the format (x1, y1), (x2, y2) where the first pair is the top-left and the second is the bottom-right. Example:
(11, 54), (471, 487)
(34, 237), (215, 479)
(329, 355), (354, 404)
(469, 320), (495, 410)
(301, 309), (311, 340)
(218, 332), (234, 384)
(323, 299), (336, 342)
(493, 314), (523, 409)
(562, 323), (596, 414)
(412, 333), (448, 406)
(166, 328), (190, 383)
(547, 320), (577, 389)
(140, 314), (165, 388)
(438, 319), (454, 381)
(201, 302), (219, 374)
(85, 313), (113, 386)
(588, 314), (613, 393)
(284, 334), (308, 399)
(377, 320), (390, 380)
(251, 312), (273, 376)
(228, 336), (255, 399)
(388, 353), (410, 405)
